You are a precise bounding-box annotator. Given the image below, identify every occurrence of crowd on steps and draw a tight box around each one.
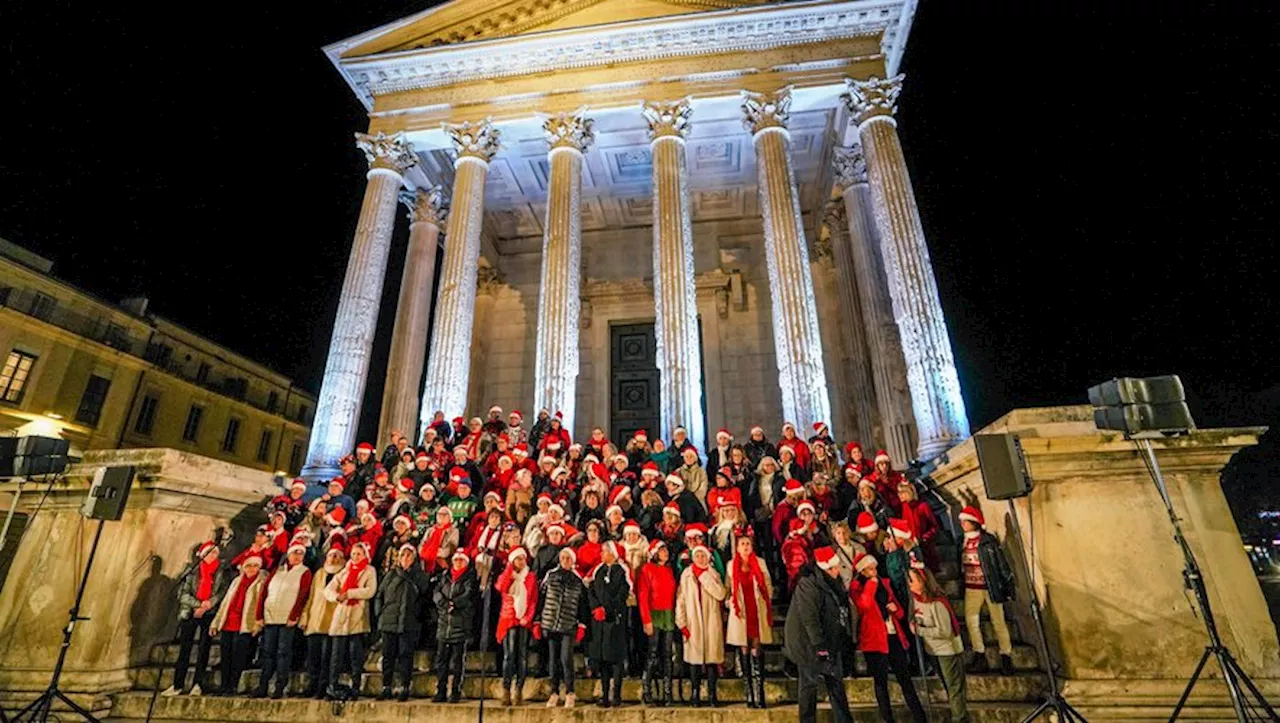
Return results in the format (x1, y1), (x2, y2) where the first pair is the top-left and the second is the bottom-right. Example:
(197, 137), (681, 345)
(162, 407), (1019, 723)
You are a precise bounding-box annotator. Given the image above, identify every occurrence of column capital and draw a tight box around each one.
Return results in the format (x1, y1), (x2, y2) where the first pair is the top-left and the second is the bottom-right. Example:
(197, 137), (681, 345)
(832, 145), (869, 189)
(843, 74), (904, 126)
(642, 98), (693, 141)
(355, 131), (417, 175)
(741, 87), (792, 136)
(542, 110), (596, 154)
(444, 119), (502, 165)
(399, 186), (448, 227)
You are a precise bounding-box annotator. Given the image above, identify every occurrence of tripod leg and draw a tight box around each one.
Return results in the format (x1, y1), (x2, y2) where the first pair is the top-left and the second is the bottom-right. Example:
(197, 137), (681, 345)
(1223, 653), (1280, 722)
(1169, 647), (1212, 723)
(1021, 697), (1053, 723)
(53, 691), (101, 723)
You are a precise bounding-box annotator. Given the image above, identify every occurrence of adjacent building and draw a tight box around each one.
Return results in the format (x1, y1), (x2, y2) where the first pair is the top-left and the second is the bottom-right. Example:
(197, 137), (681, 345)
(0, 238), (314, 474)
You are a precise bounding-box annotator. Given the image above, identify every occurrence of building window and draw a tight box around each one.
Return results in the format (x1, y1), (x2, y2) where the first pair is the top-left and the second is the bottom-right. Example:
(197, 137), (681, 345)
(296, 403), (309, 424)
(196, 362), (212, 383)
(256, 429), (273, 463)
(74, 375), (112, 426)
(182, 405), (203, 442)
(29, 292), (56, 321)
(134, 394), (160, 436)
(0, 287), (11, 306)
(102, 322), (129, 351)
(289, 442), (303, 475)
(0, 350), (37, 404)
(267, 390), (279, 414)
(222, 418), (241, 453)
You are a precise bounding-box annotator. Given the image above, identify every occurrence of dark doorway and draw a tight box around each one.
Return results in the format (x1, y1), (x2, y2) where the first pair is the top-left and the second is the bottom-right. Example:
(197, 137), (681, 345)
(610, 323), (661, 448)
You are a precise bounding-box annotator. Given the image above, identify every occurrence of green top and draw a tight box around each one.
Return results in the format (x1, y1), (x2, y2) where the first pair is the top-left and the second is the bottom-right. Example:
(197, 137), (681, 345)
(650, 609), (676, 632)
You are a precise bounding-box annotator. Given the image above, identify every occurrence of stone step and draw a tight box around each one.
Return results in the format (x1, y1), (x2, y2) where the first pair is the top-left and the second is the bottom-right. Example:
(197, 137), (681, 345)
(107, 692), (1038, 722)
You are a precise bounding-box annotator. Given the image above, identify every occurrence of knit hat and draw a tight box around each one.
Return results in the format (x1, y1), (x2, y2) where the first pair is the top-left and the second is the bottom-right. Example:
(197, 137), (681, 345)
(854, 551), (878, 572)
(874, 449), (891, 465)
(959, 506), (985, 526)
(814, 546), (839, 571)
(855, 511), (879, 535)
(889, 518), (913, 540)
(648, 539), (666, 559)
(665, 474), (685, 491)
(783, 478), (804, 496)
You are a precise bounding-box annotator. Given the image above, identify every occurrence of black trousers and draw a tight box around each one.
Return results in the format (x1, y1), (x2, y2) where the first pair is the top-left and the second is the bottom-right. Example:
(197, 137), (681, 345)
(258, 625), (297, 692)
(546, 632), (575, 695)
(798, 656), (854, 723)
(382, 631), (415, 690)
(599, 660), (624, 698)
(501, 627), (529, 688)
(865, 637), (928, 723)
(172, 615), (213, 691)
(645, 628), (674, 681)
(434, 640), (465, 685)
(217, 631), (254, 695)
(329, 635), (366, 692)
(306, 634), (331, 691)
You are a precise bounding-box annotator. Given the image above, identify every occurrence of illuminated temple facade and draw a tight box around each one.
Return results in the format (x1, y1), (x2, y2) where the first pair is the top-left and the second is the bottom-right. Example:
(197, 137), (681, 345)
(302, 0), (970, 480)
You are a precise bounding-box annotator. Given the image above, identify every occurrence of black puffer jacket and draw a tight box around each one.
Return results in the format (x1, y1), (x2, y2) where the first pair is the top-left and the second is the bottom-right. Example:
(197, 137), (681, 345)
(375, 563), (430, 634)
(743, 438), (779, 468)
(967, 530), (1017, 604)
(784, 565), (851, 667)
(433, 567), (478, 644)
(537, 566), (588, 635)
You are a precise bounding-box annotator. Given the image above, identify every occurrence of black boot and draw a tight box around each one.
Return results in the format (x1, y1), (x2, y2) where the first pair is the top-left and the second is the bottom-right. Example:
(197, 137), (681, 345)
(968, 653), (989, 675)
(612, 671), (623, 708)
(661, 675), (673, 707)
(706, 664), (719, 708)
(740, 652), (756, 709)
(448, 677), (462, 703)
(432, 675), (448, 702)
(641, 667), (653, 705)
(378, 687), (393, 700)
(752, 653), (767, 709)
(1001, 654), (1016, 676)
(689, 667), (702, 708)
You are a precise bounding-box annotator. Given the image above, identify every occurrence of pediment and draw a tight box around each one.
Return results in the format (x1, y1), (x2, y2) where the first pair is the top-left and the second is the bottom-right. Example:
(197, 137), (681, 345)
(340, 0), (767, 58)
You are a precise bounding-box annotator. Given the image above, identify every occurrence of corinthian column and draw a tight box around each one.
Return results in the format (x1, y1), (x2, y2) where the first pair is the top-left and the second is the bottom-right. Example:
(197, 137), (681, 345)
(741, 88), (833, 436)
(833, 146), (916, 465)
(643, 98), (705, 453)
(302, 132), (416, 480)
(845, 75), (969, 459)
(419, 120), (500, 430)
(377, 186), (446, 444)
(821, 199), (878, 449)
(532, 111), (594, 432)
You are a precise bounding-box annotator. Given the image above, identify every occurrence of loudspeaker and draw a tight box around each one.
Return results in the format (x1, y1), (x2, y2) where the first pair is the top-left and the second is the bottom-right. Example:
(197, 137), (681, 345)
(0, 436), (71, 477)
(81, 465), (135, 521)
(974, 433), (1033, 501)
(1087, 375), (1195, 436)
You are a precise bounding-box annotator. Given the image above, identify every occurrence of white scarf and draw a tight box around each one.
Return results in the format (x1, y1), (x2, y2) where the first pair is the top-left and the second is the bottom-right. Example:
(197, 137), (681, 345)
(510, 567), (529, 618)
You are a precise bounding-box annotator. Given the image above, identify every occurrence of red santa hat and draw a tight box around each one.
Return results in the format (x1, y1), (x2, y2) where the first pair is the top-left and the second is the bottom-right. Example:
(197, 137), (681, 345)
(640, 461), (661, 479)
(196, 541), (218, 559)
(959, 506), (985, 526)
(648, 539), (666, 559)
(415, 450), (430, 461)
(536, 492), (553, 507)
(452, 549), (470, 564)
(546, 438), (562, 450)
(453, 416), (465, 425)
(633, 429), (647, 441)
(601, 540), (621, 560)
(339, 454), (356, 467)
(845, 441), (863, 457)
(449, 467), (470, 487)
(392, 514), (414, 530)
(796, 500), (816, 516)
(689, 543), (711, 559)
(814, 545), (839, 571)
(611, 453), (629, 466)
(783, 478), (804, 496)
(356, 442), (375, 454)
(350, 541), (372, 559)
(240, 554), (264, 567)
(469, 417), (483, 427)
(609, 486), (631, 506)
(290, 478), (307, 492)
(545, 523), (566, 538)
(858, 477), (876, 491)
(673, 425), (687, 436)
(513, 443), (529, 457)
(559, 545), (576, 564)
(813, 421), (828, 433)
(287, 542), (308, 556)
(684, 522), (708, 538)
(269, 509), (286, 523)
(716, 487), (743, 510)
(605, 505), (623, 519)
(325, 506), (347, 526)
(419, 482), (436, 495)
(547, 502), (565, 517)
(508, 546), (528, 562)
(778, 446), (795, 459)
(874, 449), (892, 465)
(590, 462), (608, 482)
(750, 425), (764, 435)
(716, 428), (731, 441)
(623, 519), (642, 536)
(663, 500), (682, 518)
(509, 409), (523, 420)
(889, 518), (913, 540)
(855, 511), (879, 535)
(715, 466), (734, 485)
(782, 422), (796, 433)
(398, 542), (416, 556)
(328, 477), (346, 491)
(489, 405), (503, 415)
(551, 466), (569, 481)
(398, 478), (415, 493)
(665, 474), (685, 491)
(854, 550), (878, 572)
(554, 410), (564, 420)
(484, 491), (502, 504)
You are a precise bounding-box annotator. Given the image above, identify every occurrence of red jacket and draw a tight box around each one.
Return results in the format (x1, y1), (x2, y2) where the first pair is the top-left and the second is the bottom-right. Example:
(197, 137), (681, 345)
(851, 575), (909, 653)
(866, 470), (904, 513)
(777, 437), (811, 470)
(495, 564), (538, 642)
(772, 500), (798, 545)
(781, 534), (811, 592)
(636, 562), (677, 625)
(901, 499), (939, 545)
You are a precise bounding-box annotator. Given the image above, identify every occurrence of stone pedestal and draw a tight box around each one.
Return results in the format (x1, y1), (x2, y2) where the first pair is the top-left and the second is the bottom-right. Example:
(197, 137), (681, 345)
(644, 99), (706, 452)
(420, 121), (500, 425)
(932, 406), (1280, 713)
(0, 449), (276, 712)
(845, 76), (968, 461)
(378, 187), (445, 445)
(741, 88), (833, 436)
(302, 132), (415, 480)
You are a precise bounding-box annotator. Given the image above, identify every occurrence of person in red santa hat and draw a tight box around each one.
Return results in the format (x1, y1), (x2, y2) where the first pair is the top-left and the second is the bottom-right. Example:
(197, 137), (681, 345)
(234, 524), (279, 571)
(511, 442), (537, 474)
(504, 409), (528, 447)
(710, 491), (749, 563)
(707, 428), (734, 471)
(574, 519), (606, 578)
(608, 452), (634, 487)
(586, 540), (632, 708)
(458, 417), (485, 461)
(958, 505), (1016, 675)
(586, 426), (610, 461)
(252, 542), (313, 699)
(347, 512), (383, 560)
(808, 420), (836, 450)
(373, 542), (430, 701)
(535, 546), (588, 709)
(782, 517), (814, 594)
(743, 425), (779, 468)
(786, 545), (856, 723)
(378, 513), (419, 573)
(265, 478), (309, 532)
(209, 553), (267, 696)
(706, 466), (740, 519)
(637, 538), (677, 705)
(481, 435), (514, 479)
(465, 490), (504, 545)
(898, 479), (942, 571)
(777, 422), (811, 471)
(418, 506), (459, 575)
(162, 541), (228, 698)
(726, 534), (773, 709)
(678, 523), (723, 577)
(626, 428), (653, 469)
(851, 551), (928, 723)
(496, 546), (537, 705)
(431, 550), (477, 703)
(845, 441), (874, 478)
(665, 473), (706, 525)
(675, 543), (726, 707)
(657, 501), (685, 560)
(481, 405), (506, 456)
(349, 442), (378, 502)
(865, 449), (905, 514)
(771, 478), (807, 546)
(265, 510), (290, 562)
(505, 467), (535, 526)
(467, 507), (506, 586)
(847, 476), (891, 541)
(538, 411), (572, 459)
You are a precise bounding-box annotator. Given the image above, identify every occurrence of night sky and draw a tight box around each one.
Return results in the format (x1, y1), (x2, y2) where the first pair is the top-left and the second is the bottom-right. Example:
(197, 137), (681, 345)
(2, 1), (1276, 443)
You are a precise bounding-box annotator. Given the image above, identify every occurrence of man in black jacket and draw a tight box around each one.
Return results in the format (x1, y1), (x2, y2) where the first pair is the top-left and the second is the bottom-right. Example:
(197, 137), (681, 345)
(958, 505), (1017, 674)
(784, 548), (854, 723)
(432, 551), (478, 702)
(587, 541), (631, 708)
(375, 544), (430, 701)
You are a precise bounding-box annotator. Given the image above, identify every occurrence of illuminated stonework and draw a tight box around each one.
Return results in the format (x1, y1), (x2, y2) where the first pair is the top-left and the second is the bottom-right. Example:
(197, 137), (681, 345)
(844, 74), (905, 126)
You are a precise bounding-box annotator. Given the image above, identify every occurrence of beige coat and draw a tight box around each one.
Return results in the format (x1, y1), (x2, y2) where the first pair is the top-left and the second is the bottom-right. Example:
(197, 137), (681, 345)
(210, 573), (265, 635)
(322, 563), (378, 637)
(675, 565), (726, 664)
(300, 566), (340, 636)
(725, 559), (774, 646)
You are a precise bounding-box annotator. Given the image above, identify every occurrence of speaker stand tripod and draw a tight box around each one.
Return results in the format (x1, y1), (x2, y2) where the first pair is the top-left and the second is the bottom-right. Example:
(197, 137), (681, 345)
(8, 519), (106, 723)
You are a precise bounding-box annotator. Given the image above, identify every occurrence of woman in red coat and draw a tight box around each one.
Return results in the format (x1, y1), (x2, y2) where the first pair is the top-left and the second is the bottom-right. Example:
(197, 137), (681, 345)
(850, 552), (927, 723)
(776, 423), (811, 472)
(496, 547), (538, 706)
(897, 481), (941, 571)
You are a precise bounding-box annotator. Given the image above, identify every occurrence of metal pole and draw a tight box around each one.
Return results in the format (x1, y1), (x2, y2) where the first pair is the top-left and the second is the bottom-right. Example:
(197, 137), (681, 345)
(0, 479), (24, 556)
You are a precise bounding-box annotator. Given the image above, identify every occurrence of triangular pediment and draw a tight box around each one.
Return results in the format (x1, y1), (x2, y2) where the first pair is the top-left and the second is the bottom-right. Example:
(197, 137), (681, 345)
(340, 0), (768, 58)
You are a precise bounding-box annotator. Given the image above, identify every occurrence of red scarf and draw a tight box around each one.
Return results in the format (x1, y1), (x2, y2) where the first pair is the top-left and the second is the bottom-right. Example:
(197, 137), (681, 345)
(341, 559), (368, 606)
(420, 521), (454, 566)
(451, 564), (467, 582)
(196, 558), (219, 601)
(913, 590), (961, 635)
(732, 552), (773, 625)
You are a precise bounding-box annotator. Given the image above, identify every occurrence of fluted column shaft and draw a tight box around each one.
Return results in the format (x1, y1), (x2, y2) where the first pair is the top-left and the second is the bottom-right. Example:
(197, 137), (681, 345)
(303, 132), (415, 480)
(847, 76), (969, 459)
(644, 99), (705, 453)
(824, 202), (878, 448)
(836, 153), (916, 465)
(743, 89), (833, 435)
(420, 121), (501, 432)
(377, 188), (445, 444)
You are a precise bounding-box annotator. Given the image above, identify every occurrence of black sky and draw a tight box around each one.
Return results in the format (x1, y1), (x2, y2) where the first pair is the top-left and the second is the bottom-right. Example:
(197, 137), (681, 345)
(2, 0), (1276, 441)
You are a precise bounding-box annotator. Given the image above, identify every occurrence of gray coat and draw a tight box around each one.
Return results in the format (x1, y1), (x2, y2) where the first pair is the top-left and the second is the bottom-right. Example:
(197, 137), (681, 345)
(175, 560), (230, 621)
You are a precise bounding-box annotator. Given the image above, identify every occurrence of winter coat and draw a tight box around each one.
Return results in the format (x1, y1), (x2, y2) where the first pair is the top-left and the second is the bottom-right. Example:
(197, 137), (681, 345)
(865, 470), (904, 513)
(743, 439), (778, 468)
(725, 558), (774, 646)
(534, 542), (565, 580)
(846, 496), (891, 532)
(301, 565), (341, 635)
(210, 572), (266, 635)
(259, 562), (312, 626)
(675, 565), (726, 664)
(851, 575), (909, 654)
(672, 489), (706, 525)
(433, 566), (478, 644)
(323, 563), (378, 637)
(777, 437), (811, 471)
(537, 566), (588, 635)
(587, 562), (631, 663)
(912, 597), (964, 656)
(783, 566), (850, 666)
(495, 565), (538, 642)
(636, 562), (677, 625)
(963, 530), (1017, 604)
(374, 563), (430, 634)
(678, 463), (709, 505)
(175, 559), (230, 621)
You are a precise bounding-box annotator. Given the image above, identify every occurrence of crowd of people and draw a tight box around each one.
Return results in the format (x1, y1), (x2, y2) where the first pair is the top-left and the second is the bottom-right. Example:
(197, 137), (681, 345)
(161, 406), (1018, 723)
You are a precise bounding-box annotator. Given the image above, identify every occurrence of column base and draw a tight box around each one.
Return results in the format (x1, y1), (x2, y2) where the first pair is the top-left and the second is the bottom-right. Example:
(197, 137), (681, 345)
(300, 463), (341, 483)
